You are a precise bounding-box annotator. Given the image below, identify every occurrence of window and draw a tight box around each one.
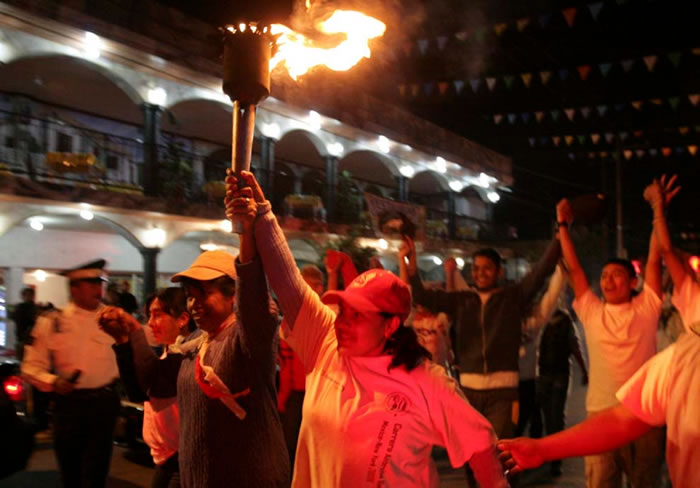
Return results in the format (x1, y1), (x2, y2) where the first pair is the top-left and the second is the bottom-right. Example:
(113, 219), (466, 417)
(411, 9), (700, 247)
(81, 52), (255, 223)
(57, 133), (73, 153)
(4, 137), (14, 148)
(106, 155), (119, 170)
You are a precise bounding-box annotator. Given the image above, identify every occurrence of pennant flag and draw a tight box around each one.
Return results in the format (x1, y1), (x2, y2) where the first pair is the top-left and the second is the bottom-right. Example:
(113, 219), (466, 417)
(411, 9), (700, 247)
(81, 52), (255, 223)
(597, 105), (608, 117)
(568, 153), (576, 161)
(470, 79), (481, 93)
(591, 133), (601, 144)
(535, 111), (545, 123)
(551, 109), (561, 121)
(559, 68), (570, 81)
(623, 149), (633, 160)
(494, 114), (504, 125)
(605, 132), (615, 143)
(675, 146), (685, 155)
(562, 7), (577, 28)
(540, 71), (553, 85)
(667, 51), (682, 68)
(521, 73), (533, 87)
(599, 62), (613, 77)
(486, 77), (498, 91)
(588, 152), (597, 159)
(619, 131), (629, 141)
(633, 130), (643, 138)
(612, 152), (620, 161)
(588, 2), (604, 21)
(438, 82), (449, 95)
(635, 149), (645, 159)
(423, 82), (434, 96)
(650, 98), (664, 106)
(474, 27), (487, 42)
(565, 108), (576, 121)
(437, 36), (448, 50)
(577, 134), (587, 145)
(631, 100), (643, 110)
(417, 39), (429, 55)
(521, 112), (531, 123)
(600, 151), (609, 158)
(688, 94), (700, 106)
(693, 47), (700, 56)
(614, 103), (626, 112)
(528, 137), (536, 147)
(688, 145), (698, 156)
(454, 80), (465, 94)
(662, 147), (672, 157)
(455, 31), (469, 41)
(402, 42), (412, 56)
(517, 18), (530, 31)
(508, 113), (518, 124)
(398, 85), (406, 97)
(494, 23), (508, 36)
(565, 135), (574, 146)
(539, 13), (551, 28)
(504, 75), (516, 89)
(577, 65), (592, 80)
(410, 84), (419, 97)
(540, 136), (549, 146)
(643, 55), (658, 72)
(669, 97), (681, 111)
(621, 59), (635, 72)
(581, 106), (592, 119)
(648, 148), (658, 157)
(553, 136), (562, 146)
(679, 126), (690, 135)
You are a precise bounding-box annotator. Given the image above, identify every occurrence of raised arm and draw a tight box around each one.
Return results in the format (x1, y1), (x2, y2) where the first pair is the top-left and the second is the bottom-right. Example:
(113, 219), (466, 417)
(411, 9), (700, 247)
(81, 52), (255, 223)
(644, 232), (663, 300)
(523, 263), (567, 332)
(644, 175), (686, 289)
(556, 199), (589, 299)
(498, 404), (651, 474)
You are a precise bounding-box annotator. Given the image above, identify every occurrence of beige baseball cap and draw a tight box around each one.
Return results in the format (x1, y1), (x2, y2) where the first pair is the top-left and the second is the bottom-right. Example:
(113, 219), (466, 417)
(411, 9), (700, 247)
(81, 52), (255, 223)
(170, 250), (237, 282)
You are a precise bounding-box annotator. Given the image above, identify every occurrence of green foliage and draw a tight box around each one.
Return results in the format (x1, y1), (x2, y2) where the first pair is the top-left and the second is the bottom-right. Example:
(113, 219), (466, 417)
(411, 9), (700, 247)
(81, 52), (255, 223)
(334, 170), (362, 224)
(159, 141), (193, 199)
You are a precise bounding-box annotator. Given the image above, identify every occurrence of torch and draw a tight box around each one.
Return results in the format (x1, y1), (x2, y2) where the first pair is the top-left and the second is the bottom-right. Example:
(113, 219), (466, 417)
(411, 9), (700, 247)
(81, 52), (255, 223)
(221, 23), (272, 233)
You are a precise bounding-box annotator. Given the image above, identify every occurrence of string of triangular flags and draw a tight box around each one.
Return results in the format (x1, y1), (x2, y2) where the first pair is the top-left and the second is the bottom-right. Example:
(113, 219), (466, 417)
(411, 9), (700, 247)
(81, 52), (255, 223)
(405, 0), (648, 57)
(558, 144), (699, 162)
(397, 50), (698, 98)
(484, 95), (700, 126)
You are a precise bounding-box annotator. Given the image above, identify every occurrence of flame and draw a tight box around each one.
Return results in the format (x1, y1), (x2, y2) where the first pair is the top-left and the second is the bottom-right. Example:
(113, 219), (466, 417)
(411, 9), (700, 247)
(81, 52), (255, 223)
(270, 10), (386, 80)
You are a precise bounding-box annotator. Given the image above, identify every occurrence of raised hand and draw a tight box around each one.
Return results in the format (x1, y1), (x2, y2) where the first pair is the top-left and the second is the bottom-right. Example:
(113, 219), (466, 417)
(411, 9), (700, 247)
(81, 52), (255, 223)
(225, 170), (266, 232)
(98, 306), (137, 344)
(659, 174), (681, 207)
(444, 257), (457, 275)
(556, 199), (573, 225)
(497, 438), (546, 475)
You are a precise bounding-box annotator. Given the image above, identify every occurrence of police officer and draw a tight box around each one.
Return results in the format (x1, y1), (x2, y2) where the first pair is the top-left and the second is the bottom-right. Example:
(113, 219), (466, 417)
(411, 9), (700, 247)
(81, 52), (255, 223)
(22, 259), (120, 488)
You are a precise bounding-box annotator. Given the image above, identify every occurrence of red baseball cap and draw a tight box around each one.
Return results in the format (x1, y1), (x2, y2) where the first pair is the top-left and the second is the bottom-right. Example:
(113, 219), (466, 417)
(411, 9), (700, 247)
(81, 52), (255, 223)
(322, 269), (412, 322)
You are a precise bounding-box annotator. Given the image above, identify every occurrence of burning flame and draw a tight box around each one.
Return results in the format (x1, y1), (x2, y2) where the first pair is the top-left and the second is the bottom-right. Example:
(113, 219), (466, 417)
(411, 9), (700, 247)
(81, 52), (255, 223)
(270, 10), (386, 80)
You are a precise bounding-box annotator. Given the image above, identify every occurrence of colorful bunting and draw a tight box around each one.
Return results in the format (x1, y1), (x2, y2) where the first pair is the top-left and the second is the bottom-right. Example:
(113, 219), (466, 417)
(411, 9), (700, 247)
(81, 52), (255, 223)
(423, 82), (434, 96)
(597, 105), (608, 117)
(551, 109), (561, 121)
(508, 113), (517, 124)
(398, 85), (406, 97)
(402, 42), (412, 56)
(568, 153), (575, 161)
(631, 100), (643, 110)
(633, 130), (643, 138)
(581, 106), (592, 119)
(689, 94), (700, 106)
(494, 114), (503, 125)
(486, 77), (498, 91)
(614, 103), (626, 112)
(621, 59), (635, 72)
(535, 111), (545, 123)
(565, 135), (574, 146)
(599, 62), (612, 77)
(588, 152), (596, 159)
(559, 69), (570, 81)
(437, 36), (448, 50)
(540, 71), (553, 85)
(588, 2), (604, 21)
(600, 151), (609, 158)
(605, 132), (615, 144)
(438, 82), (449, 95)
(623, 149), (633, 160)
(562, 7), (577, 28)
(516, 18), (530, 32)
(577, 65), (592, 80)
(504, 75), (515, 89)
(521, 73), (533, 88)
(553, 136), (562, 146)
(650, 98), (664, 106)
(667, 51), (682, 68)
(688, 145), (698, 156)
(675, 146), (685, 155)
(455, 31), (469, 41)
(454, 80), (465, 94)
(643, 55), (658, 72)
(577, 134), (587, 145)
(410, 84), (419, 97)
(565, 108), (576, 121)
(417, 39), (429, 55)
(528, 137), (536, 147)
(669, 97), (681, 111)
(591, 133), (601, 144)
(619, 131), (629, 141)
(679, 126), (690, 135)
(494, 23), (508, 36)
(540, 136), (549, 146)
(692, 48), (700, 56)
(635, 149), (645, 159)
(648, 148), (658, 157)
(470, 79), (481, 93)
(662, 147), (672, 157)
(521, 112), (531, 123)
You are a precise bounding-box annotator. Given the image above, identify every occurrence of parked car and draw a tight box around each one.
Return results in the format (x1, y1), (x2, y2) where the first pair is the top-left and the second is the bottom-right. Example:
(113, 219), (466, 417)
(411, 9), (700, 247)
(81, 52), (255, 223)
(0, 360), (35, 479)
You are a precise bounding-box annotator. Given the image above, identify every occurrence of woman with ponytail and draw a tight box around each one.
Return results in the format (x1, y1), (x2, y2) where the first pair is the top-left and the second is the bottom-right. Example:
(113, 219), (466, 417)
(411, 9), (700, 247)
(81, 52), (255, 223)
(226, 170), (509, 488)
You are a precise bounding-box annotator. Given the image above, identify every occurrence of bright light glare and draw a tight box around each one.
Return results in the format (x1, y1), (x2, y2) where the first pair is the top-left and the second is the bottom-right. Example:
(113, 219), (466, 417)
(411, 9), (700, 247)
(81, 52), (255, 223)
(308, 111), (322, 131)
(30, 220), (43, 231)
(200, 242), (218, 252)
(399, 165), (415, 178)
(487, 191), (501, 203)
(327, 142), (344, 157)
(80, 210), (94, 221)
(435, 157), (447, 173)
(219, 220), (233, 233)
(378, 238), (388, 250)
(432, 256), (443, 265)
(261, 122), (281, 139)
(449, 180), (463, 192)
(377, 136), (391, 154)
(147, 87), (167, 106)
(144, 228), (166, 248)
(34, 270), (47, 282)
(455, 257), (465, 269)
(83, 32), (102, 59)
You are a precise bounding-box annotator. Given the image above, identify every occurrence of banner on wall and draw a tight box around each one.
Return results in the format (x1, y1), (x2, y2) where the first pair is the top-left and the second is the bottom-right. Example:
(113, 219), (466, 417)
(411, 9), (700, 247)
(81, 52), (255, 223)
(364, 192), (427, 242)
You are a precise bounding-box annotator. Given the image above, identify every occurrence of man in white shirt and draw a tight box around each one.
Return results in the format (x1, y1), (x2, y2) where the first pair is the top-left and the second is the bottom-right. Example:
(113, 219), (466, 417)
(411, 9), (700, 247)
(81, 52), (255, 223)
(556, 199), (664, 488)
(22, 259), (120, 488)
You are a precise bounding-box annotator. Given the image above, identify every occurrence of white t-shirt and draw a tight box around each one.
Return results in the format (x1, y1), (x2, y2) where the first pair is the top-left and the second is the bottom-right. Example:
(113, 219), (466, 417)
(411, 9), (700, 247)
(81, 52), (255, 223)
(573, 285), (661, 412)
(672, 276), (700, 335)
(143, 397), (179, 465)
(283, 289), (496, 488)
(616, 333), (700, 488)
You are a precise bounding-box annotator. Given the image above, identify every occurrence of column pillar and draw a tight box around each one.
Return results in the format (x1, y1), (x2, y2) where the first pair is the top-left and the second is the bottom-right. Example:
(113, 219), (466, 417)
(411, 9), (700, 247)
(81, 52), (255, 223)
(447, 191), (457, 240)
(258, 136), (276, 196)
(141, 103), (163, 196)
(140, 247), (160, 305)
(3, 267), (25, 349)
(324, 156), (339, 222)
(398, 176), (409, 201)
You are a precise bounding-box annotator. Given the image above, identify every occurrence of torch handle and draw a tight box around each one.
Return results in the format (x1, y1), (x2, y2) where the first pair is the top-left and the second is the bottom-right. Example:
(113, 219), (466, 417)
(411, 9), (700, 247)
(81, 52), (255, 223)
(231, 100), (257, 234)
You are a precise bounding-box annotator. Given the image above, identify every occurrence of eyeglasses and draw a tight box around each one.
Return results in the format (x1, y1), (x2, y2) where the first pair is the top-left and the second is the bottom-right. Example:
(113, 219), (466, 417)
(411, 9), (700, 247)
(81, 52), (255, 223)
(413, 327), (438, 337)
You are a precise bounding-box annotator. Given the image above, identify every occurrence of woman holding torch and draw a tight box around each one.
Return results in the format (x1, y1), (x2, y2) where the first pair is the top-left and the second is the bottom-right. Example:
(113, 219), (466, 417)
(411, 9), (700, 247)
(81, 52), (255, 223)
(226, 170), (509, 488)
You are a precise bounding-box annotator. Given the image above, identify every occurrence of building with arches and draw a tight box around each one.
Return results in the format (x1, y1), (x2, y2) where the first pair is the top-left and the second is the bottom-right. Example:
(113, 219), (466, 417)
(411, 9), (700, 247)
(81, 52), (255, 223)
(0, 1), (513, 349)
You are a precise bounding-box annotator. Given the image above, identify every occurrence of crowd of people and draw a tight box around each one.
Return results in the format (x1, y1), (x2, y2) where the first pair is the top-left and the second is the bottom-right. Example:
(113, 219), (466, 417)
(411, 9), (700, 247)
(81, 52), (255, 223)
(9, 172), (698, 488)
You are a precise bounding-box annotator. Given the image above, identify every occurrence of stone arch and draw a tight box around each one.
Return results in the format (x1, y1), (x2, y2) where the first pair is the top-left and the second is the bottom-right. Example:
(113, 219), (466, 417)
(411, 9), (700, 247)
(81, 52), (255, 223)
(338, 150), (399, 188)
(288, 238), (321, 265)
(275, 129), (325, 170)
(162, 98), (233, 145)
(0, 54), (144, 123)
